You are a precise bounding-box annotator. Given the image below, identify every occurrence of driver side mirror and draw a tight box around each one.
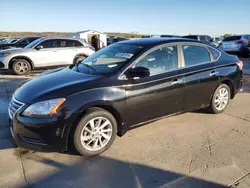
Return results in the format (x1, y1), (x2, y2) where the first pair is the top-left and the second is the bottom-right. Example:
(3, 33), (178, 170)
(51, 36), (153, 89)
(35, 45), (43, 50)
(125, 66), (150, 79)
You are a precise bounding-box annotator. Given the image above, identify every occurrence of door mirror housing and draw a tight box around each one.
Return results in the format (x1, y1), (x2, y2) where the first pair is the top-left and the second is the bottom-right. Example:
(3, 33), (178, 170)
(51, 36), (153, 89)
(35, 45), (43, 50)
(125, 66), (150, 79)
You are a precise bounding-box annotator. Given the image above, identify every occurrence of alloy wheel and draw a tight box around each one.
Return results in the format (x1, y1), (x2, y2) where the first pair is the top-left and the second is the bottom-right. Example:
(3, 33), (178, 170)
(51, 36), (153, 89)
(15, 62), (29, 74)
(80, 117), (113, 151)
(214, 87), (229, 111)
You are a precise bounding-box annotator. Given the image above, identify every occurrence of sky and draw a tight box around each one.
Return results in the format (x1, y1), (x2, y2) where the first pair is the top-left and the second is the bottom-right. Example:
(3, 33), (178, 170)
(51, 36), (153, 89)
(0, 0), (249, 36)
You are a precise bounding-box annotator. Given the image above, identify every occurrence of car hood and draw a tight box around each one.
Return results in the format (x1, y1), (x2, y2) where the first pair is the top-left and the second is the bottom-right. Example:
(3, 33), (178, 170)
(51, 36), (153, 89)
(14, 67), (103, 104)
(0, 48), (30, 53)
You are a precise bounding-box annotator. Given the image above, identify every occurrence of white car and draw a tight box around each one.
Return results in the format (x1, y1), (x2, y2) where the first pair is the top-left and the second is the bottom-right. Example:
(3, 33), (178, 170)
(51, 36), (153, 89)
(219, 35), (249, 57)
(0, 37), (95, 75)
(212, 37), (223, 47)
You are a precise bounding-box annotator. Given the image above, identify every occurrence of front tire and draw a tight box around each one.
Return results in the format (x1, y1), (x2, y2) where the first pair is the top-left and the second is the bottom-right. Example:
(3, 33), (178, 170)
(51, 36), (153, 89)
(208, 84), (230, 114)
(73, 107), (117, 156)
(12, 59), (31, 75)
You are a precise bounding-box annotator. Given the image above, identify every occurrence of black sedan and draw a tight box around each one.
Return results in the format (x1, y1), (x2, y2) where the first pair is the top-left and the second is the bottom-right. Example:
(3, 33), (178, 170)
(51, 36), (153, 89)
(9, 38), (243, 156)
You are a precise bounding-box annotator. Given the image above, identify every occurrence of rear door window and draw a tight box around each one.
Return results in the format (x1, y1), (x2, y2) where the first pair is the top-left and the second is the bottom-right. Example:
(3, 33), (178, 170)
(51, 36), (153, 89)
(182, 45), (211, 67)
(59, 39), (83, 47)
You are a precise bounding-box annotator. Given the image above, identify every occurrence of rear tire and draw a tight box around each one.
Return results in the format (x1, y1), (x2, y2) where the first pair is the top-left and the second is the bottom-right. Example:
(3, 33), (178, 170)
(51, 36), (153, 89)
(73, 107), (117, 156)
(12, 59), (31, 75)
(207, 84), (230, 114)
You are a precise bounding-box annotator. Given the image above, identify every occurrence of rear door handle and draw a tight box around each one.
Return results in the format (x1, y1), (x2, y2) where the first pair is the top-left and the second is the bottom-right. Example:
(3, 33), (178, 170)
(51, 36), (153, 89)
(171, 78), (184, 85)
(210, 71), (219, 76)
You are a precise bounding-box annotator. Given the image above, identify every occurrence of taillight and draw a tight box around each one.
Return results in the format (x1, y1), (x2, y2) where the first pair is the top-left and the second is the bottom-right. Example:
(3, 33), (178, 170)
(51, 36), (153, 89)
(236, 40), (244, 44)
(236, 60), (243, 70)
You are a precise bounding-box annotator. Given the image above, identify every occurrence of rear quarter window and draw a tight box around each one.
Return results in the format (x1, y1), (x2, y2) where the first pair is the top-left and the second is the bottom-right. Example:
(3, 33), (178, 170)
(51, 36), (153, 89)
(209, 47), (221, 61)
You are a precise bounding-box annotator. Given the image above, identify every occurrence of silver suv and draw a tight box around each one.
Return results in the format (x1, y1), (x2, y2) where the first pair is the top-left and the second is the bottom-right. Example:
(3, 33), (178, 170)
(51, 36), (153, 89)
(0, 37), (95, 75)
(219, 35), (250, 57)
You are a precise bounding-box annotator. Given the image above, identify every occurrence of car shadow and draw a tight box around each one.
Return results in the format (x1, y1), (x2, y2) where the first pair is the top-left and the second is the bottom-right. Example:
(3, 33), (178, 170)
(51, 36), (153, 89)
(20, 153), (229, 188)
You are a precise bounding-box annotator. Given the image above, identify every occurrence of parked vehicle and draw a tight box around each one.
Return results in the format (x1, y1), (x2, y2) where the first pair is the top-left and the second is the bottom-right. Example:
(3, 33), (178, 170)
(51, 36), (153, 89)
(219, 35), (250, 57)
(107, 36), (127, 45)
(244, 35), (250, 46)
(0, 37), (95, 75)
(7, 38), (21, 44)
(141, 35), (161, 38)
(0, 37), (41, 50)
(212, 37), (223, 47)
(182, 35), (216, 47)
(160, 35), (181, 38)
(9, 38), (243, 156)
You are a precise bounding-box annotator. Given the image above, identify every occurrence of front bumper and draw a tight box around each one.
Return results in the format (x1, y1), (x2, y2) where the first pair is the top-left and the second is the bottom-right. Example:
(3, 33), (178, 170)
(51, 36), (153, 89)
(10, 112), (70, 152)
(0, 56), (10, 69)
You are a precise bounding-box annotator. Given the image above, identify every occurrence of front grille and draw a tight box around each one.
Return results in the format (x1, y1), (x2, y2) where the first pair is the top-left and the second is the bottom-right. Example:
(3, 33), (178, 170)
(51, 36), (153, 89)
(8, 97), (25, 119)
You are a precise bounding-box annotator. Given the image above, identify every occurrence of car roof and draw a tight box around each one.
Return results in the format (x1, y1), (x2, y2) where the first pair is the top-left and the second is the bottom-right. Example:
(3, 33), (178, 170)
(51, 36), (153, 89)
(37, 36), (88, 44)
(39, 36), (83, 40)
(117, 38), (204, 47)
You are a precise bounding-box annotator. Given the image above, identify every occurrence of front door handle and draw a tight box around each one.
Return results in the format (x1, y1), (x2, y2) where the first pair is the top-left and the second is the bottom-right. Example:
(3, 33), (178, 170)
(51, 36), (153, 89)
(171, 79), (184, 85)
(210, 71), (219, 76)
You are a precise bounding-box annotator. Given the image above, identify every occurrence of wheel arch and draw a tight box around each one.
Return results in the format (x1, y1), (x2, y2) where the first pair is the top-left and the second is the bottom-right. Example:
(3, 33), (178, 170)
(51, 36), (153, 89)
(221, 79), (235, 99)
(73, 53), (89, 64)
(9, 56), (34, 70)
(66, 103), (127, 152)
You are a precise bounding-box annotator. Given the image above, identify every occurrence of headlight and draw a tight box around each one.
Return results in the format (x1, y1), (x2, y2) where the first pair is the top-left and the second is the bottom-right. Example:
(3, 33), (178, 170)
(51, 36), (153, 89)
(0, 52), (11, 57)
(22, 98), (66, 117)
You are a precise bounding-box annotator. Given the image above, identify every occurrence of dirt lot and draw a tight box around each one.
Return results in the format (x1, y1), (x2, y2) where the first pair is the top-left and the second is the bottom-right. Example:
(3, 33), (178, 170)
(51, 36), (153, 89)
(0, 58), (250, 188)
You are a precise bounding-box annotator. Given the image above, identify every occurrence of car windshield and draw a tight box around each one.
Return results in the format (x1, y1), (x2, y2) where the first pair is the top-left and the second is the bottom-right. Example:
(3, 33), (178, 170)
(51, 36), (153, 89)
(24, 38), (43, 48)
(223, 36), (241, 41)
(71, 43), (144, 75)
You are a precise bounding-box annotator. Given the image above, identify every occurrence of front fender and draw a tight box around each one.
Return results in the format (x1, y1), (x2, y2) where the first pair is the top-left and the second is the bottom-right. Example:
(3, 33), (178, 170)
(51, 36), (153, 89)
(60, 86), (127, 146)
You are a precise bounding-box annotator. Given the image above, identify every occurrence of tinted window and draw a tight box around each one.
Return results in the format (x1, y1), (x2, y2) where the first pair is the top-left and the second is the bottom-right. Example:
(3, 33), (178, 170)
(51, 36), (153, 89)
(209, 47), (220, 60)
(59, 39), (67, 47)
(223, 36), (241, 41)
(199, 36), (206, 41)
(17, 39), (29, 45)
(58, 39), (83, 47)
(39, 39), (58, 48)
(68, 40), (83, 47)
(243, 36), (249, 40)
(183, 45), (211, 66)
(206, 36), (212, 42)
(27, 37), (40, 43)
(135, 46), (178, 75)
(183, 36), (198, 40)
(16, 37), (39, 45)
